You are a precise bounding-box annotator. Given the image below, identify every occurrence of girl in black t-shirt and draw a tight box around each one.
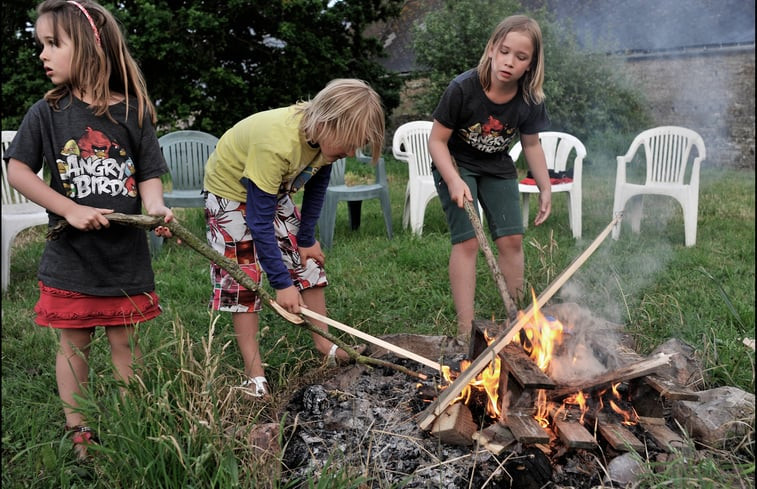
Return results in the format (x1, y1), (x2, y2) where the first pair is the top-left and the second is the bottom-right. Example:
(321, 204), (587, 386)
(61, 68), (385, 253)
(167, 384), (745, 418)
(5, 0), (173, 459)
(429, 15), (553, 338)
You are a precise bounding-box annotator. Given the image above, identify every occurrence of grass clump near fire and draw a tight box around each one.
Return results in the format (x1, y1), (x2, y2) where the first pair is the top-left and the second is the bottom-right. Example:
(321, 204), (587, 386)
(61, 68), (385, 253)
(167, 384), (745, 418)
(2, 153), (753, 487)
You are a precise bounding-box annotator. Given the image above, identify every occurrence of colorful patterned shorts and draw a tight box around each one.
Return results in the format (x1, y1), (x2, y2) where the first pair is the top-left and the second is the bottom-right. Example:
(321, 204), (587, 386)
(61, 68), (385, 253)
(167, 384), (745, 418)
(205, 192), (327, 313)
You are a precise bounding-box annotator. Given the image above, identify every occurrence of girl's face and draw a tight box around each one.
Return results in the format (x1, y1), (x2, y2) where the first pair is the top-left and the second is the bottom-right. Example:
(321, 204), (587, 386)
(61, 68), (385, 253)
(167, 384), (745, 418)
(488, 30), (534, 85)
(36, 14), (74, 86)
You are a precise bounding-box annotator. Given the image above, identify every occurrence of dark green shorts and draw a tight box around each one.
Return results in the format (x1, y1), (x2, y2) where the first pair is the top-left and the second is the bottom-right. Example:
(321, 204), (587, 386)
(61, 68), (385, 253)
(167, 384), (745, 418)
(433, 166), (524, 244)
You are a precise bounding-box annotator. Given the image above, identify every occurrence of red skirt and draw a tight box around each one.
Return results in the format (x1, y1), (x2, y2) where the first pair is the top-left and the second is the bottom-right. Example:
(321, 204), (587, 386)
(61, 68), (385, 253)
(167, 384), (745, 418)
(34, 282), (162, 329)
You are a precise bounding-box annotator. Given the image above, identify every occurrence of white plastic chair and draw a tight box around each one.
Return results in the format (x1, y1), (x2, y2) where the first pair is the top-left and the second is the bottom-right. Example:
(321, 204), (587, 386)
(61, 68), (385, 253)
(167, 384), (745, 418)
(612, 126), (706, 247)
(2, 130), (48, 292)
(510, 131), (586, 238)
(392, 121), (437, 235)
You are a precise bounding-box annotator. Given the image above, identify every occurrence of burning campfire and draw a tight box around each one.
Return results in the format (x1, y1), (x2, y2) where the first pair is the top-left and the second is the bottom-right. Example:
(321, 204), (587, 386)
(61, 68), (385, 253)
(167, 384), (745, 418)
(272, 298), (754, 488)
(273, 219), (745, 487)
(432, 290), (644, 443)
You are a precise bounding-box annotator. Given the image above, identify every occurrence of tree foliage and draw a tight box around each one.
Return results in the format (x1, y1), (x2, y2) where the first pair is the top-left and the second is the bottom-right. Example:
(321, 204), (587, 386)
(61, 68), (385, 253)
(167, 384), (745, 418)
(411, 0), (652, 143)
(2, 0), (403, 136)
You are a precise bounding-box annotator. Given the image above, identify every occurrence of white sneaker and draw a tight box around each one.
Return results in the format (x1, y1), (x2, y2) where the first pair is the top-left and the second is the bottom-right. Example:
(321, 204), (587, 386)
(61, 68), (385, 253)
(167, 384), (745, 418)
(240, 376), (269, 397)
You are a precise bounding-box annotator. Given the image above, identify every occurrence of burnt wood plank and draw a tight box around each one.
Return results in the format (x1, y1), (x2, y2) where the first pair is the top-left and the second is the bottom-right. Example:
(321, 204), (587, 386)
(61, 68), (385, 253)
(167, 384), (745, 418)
(505, 414), (550, 445)
(643, 374), (699, 401)
(553, 418), (597, 449)
(470, 319), (504, 360)
(637, 416), (686, 453)
(472, 423), (516, 454)
(500, 344), (556, 390)
(430, 402), (478, 446)
(617, 344), (699, 401)
(597, 415), (646, 452)
(548, 353), (671, 400)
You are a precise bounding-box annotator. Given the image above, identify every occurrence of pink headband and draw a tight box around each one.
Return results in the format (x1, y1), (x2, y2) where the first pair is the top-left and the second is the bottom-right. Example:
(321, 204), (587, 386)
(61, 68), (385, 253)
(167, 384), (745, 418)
(67, 1), (101, 47)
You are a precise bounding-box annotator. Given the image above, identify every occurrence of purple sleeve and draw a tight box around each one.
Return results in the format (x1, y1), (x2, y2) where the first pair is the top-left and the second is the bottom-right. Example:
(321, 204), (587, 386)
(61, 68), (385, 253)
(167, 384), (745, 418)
(296, 164), (332, 247)
(245, 179), (293, 290)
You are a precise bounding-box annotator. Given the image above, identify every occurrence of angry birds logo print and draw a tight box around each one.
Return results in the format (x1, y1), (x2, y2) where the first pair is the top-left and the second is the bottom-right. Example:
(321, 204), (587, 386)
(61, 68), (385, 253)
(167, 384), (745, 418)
(56, 126), (138, 198)
(460, 115), (516, 154)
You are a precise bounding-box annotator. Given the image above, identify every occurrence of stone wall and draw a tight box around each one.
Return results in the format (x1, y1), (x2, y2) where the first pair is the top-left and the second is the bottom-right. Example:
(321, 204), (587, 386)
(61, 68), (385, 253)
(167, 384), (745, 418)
(618, 45), (755, 168)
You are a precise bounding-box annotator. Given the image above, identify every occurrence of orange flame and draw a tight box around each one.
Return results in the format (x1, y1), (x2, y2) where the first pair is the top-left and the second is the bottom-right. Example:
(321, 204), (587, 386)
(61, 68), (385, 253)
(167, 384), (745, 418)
(534, 390), (550, 427)
(516, 288), (564, 372)
(440, 331), (502, 418)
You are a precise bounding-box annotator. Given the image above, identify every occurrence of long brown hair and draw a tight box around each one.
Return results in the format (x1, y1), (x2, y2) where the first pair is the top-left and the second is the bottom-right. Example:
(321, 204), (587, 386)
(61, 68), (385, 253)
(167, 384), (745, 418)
(477, 15), (545, 105)
(35, 0), (156, 125)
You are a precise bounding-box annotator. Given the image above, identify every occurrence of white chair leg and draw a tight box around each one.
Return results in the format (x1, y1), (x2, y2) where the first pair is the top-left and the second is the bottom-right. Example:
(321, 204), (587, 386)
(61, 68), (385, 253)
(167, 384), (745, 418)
(682, 199), (698, 247)
(521, 193), (530, 229)
(402, 188), (411, 230)
(569, 190), (582, 239)
(148, 232), (164, 258)
(612, 193), (625, 240)
(1, 230), (13, 293)
(411, 202), (425, 236)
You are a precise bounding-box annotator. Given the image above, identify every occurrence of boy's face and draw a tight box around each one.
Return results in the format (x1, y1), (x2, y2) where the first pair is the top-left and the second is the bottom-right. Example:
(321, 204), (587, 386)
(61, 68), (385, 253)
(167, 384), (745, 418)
(37, 14), (74, 87)
(318, 140), (356, 163)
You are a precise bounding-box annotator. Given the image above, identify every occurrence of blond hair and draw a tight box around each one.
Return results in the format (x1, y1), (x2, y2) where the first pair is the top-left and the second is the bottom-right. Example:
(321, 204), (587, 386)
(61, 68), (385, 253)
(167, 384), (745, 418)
(477, 15), (545, 105)
(295, 79), (385, 163)
(36, 0), (156, 125)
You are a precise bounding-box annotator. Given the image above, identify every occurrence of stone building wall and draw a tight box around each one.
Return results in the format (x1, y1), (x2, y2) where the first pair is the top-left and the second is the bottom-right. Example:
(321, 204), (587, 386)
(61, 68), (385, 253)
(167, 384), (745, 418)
(618, 46), (755, 168)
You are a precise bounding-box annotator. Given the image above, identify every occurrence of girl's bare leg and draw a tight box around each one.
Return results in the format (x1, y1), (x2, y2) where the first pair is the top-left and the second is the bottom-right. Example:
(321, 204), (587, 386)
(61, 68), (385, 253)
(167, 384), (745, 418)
(494, 234), (525, 302)
(105, 325), (141, 391)
(449, 237), (479, 338)
(57, 328), (95, 429)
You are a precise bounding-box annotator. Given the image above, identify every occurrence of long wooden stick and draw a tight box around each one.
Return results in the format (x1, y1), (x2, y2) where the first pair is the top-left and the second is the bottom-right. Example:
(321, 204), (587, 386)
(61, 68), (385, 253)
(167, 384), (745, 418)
(46, 214), (430, 380)
(462, 199), (518, 320)
(418, 214), (623, 430)
(299, 307), (443, 372)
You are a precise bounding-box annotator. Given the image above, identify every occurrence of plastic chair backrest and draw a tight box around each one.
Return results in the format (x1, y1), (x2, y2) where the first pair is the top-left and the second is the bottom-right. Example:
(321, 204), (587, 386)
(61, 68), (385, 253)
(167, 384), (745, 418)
(624, 126), (706, 186)
(392, 121), (433, 180)
(158, 130), (218, 192)
(509, 131), (586, 173)
(329, 158), (347, 186)
(2, 131), (43, 205)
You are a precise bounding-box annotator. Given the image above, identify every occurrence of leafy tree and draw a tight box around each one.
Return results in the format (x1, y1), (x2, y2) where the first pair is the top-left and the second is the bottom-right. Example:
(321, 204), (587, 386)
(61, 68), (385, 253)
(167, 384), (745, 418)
(411, 0), (651, 144)
(2, 0), (403, 136)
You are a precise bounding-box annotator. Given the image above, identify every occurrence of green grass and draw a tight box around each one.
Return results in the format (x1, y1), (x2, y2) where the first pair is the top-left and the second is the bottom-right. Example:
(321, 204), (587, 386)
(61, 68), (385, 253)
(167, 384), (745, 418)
(2, 149), (754, 488)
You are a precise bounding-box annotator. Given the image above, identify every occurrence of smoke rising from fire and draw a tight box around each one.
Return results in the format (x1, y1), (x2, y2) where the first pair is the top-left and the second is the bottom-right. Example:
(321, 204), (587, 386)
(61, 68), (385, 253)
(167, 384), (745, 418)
(541, 302), (628, 384)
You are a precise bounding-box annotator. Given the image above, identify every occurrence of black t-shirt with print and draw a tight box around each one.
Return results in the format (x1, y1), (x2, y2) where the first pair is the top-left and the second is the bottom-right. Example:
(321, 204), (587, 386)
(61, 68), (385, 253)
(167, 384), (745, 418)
(5, 95), (168, 296)
(432, 68), (550, 179)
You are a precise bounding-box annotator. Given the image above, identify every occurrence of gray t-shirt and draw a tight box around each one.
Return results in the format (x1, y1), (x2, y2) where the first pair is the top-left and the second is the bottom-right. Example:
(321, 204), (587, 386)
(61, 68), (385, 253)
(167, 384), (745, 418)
(432, 69), (550, 179)
(4, 95), (168, 296)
